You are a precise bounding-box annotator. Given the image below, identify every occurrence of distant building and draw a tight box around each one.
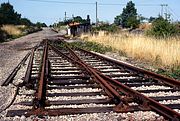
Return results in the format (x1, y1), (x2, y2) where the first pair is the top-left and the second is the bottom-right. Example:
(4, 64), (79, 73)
(68, 15), (91, 36)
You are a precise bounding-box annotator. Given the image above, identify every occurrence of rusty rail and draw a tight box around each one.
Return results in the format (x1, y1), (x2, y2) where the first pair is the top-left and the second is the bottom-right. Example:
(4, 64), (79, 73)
(54, 41), (180, 120)
(97, 71), (180, 120)
(34, 40), (48, 109)
(24, 49), (35, 88)
(49, 44), (128, 105)
(77, 48), (180, 88)
(1, 52), (31, 86)
(6, 40), (180, 120)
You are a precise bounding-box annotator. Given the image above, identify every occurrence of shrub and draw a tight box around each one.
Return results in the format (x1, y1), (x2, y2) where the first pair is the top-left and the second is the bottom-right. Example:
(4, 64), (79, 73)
(69, 41), (112, 54)
(146, 17), (178, 38)
(0, 28), (9, 42)
(92, 24), (119, 33)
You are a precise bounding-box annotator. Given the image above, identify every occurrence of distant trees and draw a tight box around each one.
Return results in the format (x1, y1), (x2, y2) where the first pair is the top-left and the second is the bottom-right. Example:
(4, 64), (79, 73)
(54, 16), (89, 27)
(64, 16), (87, 24)
(0, 2), (47, 27)
(20, 18), (32, 26)
(35, 22), (47, 28)
(92, 22), (119, 33)
(114, 1), (140, 29)
(73, 16), (87, 23)
(0, 2), (46, 42)
(0, 2), (21, 25)
(0, 28), (8, 42)
(146, 17), (178, 38)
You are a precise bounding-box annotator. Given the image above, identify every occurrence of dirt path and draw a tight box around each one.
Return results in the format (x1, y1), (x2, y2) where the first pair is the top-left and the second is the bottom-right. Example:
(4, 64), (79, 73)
(0, 28), (57, 85)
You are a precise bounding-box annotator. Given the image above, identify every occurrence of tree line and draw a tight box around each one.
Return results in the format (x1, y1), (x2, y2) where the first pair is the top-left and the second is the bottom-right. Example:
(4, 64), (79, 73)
(0, 2), (48, 42)
(0, 2), (47, 27)
(112, 1), (179, 38)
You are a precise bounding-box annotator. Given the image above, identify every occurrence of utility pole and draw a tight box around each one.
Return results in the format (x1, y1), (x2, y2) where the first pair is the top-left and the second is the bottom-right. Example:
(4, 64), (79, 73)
(164, 4), (168, 20)
(96, 1), (98, 26)
(161, 4), (164, 18)
(65, 12), (67, 21)
(160, 4), (168, 19)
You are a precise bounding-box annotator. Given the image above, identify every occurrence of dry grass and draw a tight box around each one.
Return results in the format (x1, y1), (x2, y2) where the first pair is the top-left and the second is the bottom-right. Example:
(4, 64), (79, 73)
(81, 31), (180, 68)
(1, 25), (22, 36)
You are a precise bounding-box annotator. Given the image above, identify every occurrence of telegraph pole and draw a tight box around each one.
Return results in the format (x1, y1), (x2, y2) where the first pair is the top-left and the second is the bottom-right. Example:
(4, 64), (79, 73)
(164, 4), (168, 20)
(160, 4), (168, 19)
(161, 4), (164, 18)
(65, 12), (67, 21)
(96, 1), (98, 26)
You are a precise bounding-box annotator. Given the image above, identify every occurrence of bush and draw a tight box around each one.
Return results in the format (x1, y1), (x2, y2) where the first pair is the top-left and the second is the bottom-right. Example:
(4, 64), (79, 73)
(146, 17), (178, 38)
(0, 29), (9, 42)
(92, 24), (119, 33)
(68, 41), (112, 54)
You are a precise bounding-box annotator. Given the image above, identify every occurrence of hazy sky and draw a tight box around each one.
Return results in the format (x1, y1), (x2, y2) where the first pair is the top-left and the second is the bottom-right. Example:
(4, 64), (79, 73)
(1, 0), (180, 25)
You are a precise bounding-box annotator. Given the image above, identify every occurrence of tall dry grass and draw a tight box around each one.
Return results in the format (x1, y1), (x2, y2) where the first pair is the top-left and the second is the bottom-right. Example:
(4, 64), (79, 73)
(1, 25), (22, 36)
(81, 31), (180, 68)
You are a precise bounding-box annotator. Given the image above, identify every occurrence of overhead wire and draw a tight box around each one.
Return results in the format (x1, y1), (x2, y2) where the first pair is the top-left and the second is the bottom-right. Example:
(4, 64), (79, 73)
(26, 0), (95, 5)
(167, 6), (179, 21)
(26, 0), (162, 7)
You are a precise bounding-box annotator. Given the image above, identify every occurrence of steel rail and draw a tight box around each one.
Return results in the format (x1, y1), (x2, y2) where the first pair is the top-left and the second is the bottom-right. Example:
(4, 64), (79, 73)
(24, 49), (35, 88)
(97, 70), (180, 120)
(48, 44), (131, 108)
(25, 42), (129, 116)
(57, 41), (180, 120)
(35, 40), (48, 109)
(1, 52), (31, 86)
(76, 48), (180, 88)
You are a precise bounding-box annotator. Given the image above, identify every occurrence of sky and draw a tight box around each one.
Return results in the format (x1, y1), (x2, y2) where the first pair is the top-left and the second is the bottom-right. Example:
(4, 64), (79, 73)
(0, 0), (180, 25)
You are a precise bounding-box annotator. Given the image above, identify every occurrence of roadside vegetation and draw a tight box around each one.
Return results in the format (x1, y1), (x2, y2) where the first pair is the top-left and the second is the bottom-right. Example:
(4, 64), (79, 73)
(69, 41), (112, 54)
(0, 2), (47, 43)
(50, 0), (180, 79)
(80, 32), (180, 79)
(79, 1), (180, 79)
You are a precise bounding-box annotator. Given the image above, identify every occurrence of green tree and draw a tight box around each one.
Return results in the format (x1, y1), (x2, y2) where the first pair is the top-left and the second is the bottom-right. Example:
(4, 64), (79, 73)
(149, 16), (156, 23)
(35, 22), (47, 28)
(0, 2), (21, 25)
(147, 17), (178, 38)
(0, 28), (8, 42)
(73, 16), (86, 24)
(114, 1), (139, 28)
(20, 18), (33, 26)
(114, 15), (121, 25)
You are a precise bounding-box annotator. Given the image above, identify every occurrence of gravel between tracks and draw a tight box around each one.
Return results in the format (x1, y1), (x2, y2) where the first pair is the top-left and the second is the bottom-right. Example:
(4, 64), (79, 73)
(0, 38), (172, 120)
(0, 28), (57, 85)
(0, 28), (58, 120)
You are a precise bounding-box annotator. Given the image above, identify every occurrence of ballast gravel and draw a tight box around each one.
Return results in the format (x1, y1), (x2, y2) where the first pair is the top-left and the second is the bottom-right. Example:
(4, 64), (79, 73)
(0, 28), (55, 85)
(47, 95), (109, 101)
(131, 85), (172, 91)
(45, 103), (115, 109)
(0, 37), (174, 120)
(0, 84), (17, 113)
(47, 88), (102, 93)
(142, 91), (180, 97)
(159, 99), (180, 104)
(0, 111), (165, 121)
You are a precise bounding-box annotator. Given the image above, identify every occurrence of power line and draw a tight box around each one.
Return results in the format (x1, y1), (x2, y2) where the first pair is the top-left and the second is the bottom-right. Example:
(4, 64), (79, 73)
(99, 3), (160, 6)
(27, 0), (95, 5)
(27, 0), (162, 7)
(168, 6), (180, 21)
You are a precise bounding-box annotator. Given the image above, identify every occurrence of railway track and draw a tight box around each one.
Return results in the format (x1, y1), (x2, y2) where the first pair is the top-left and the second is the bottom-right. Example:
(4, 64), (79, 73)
(1, 38), (180, 120)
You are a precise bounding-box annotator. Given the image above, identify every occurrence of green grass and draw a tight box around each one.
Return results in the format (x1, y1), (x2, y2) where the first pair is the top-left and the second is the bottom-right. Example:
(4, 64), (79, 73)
(68, 41), (113, 54)
(58, 40), (180, 80)
(157, 67), (180, 80)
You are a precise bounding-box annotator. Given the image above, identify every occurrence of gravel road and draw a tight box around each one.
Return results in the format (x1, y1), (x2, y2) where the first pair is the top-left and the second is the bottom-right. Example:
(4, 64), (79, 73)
(0, 31), (168, 120)
(0, 28), (57, 85)
(0, 28), (58, 117)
